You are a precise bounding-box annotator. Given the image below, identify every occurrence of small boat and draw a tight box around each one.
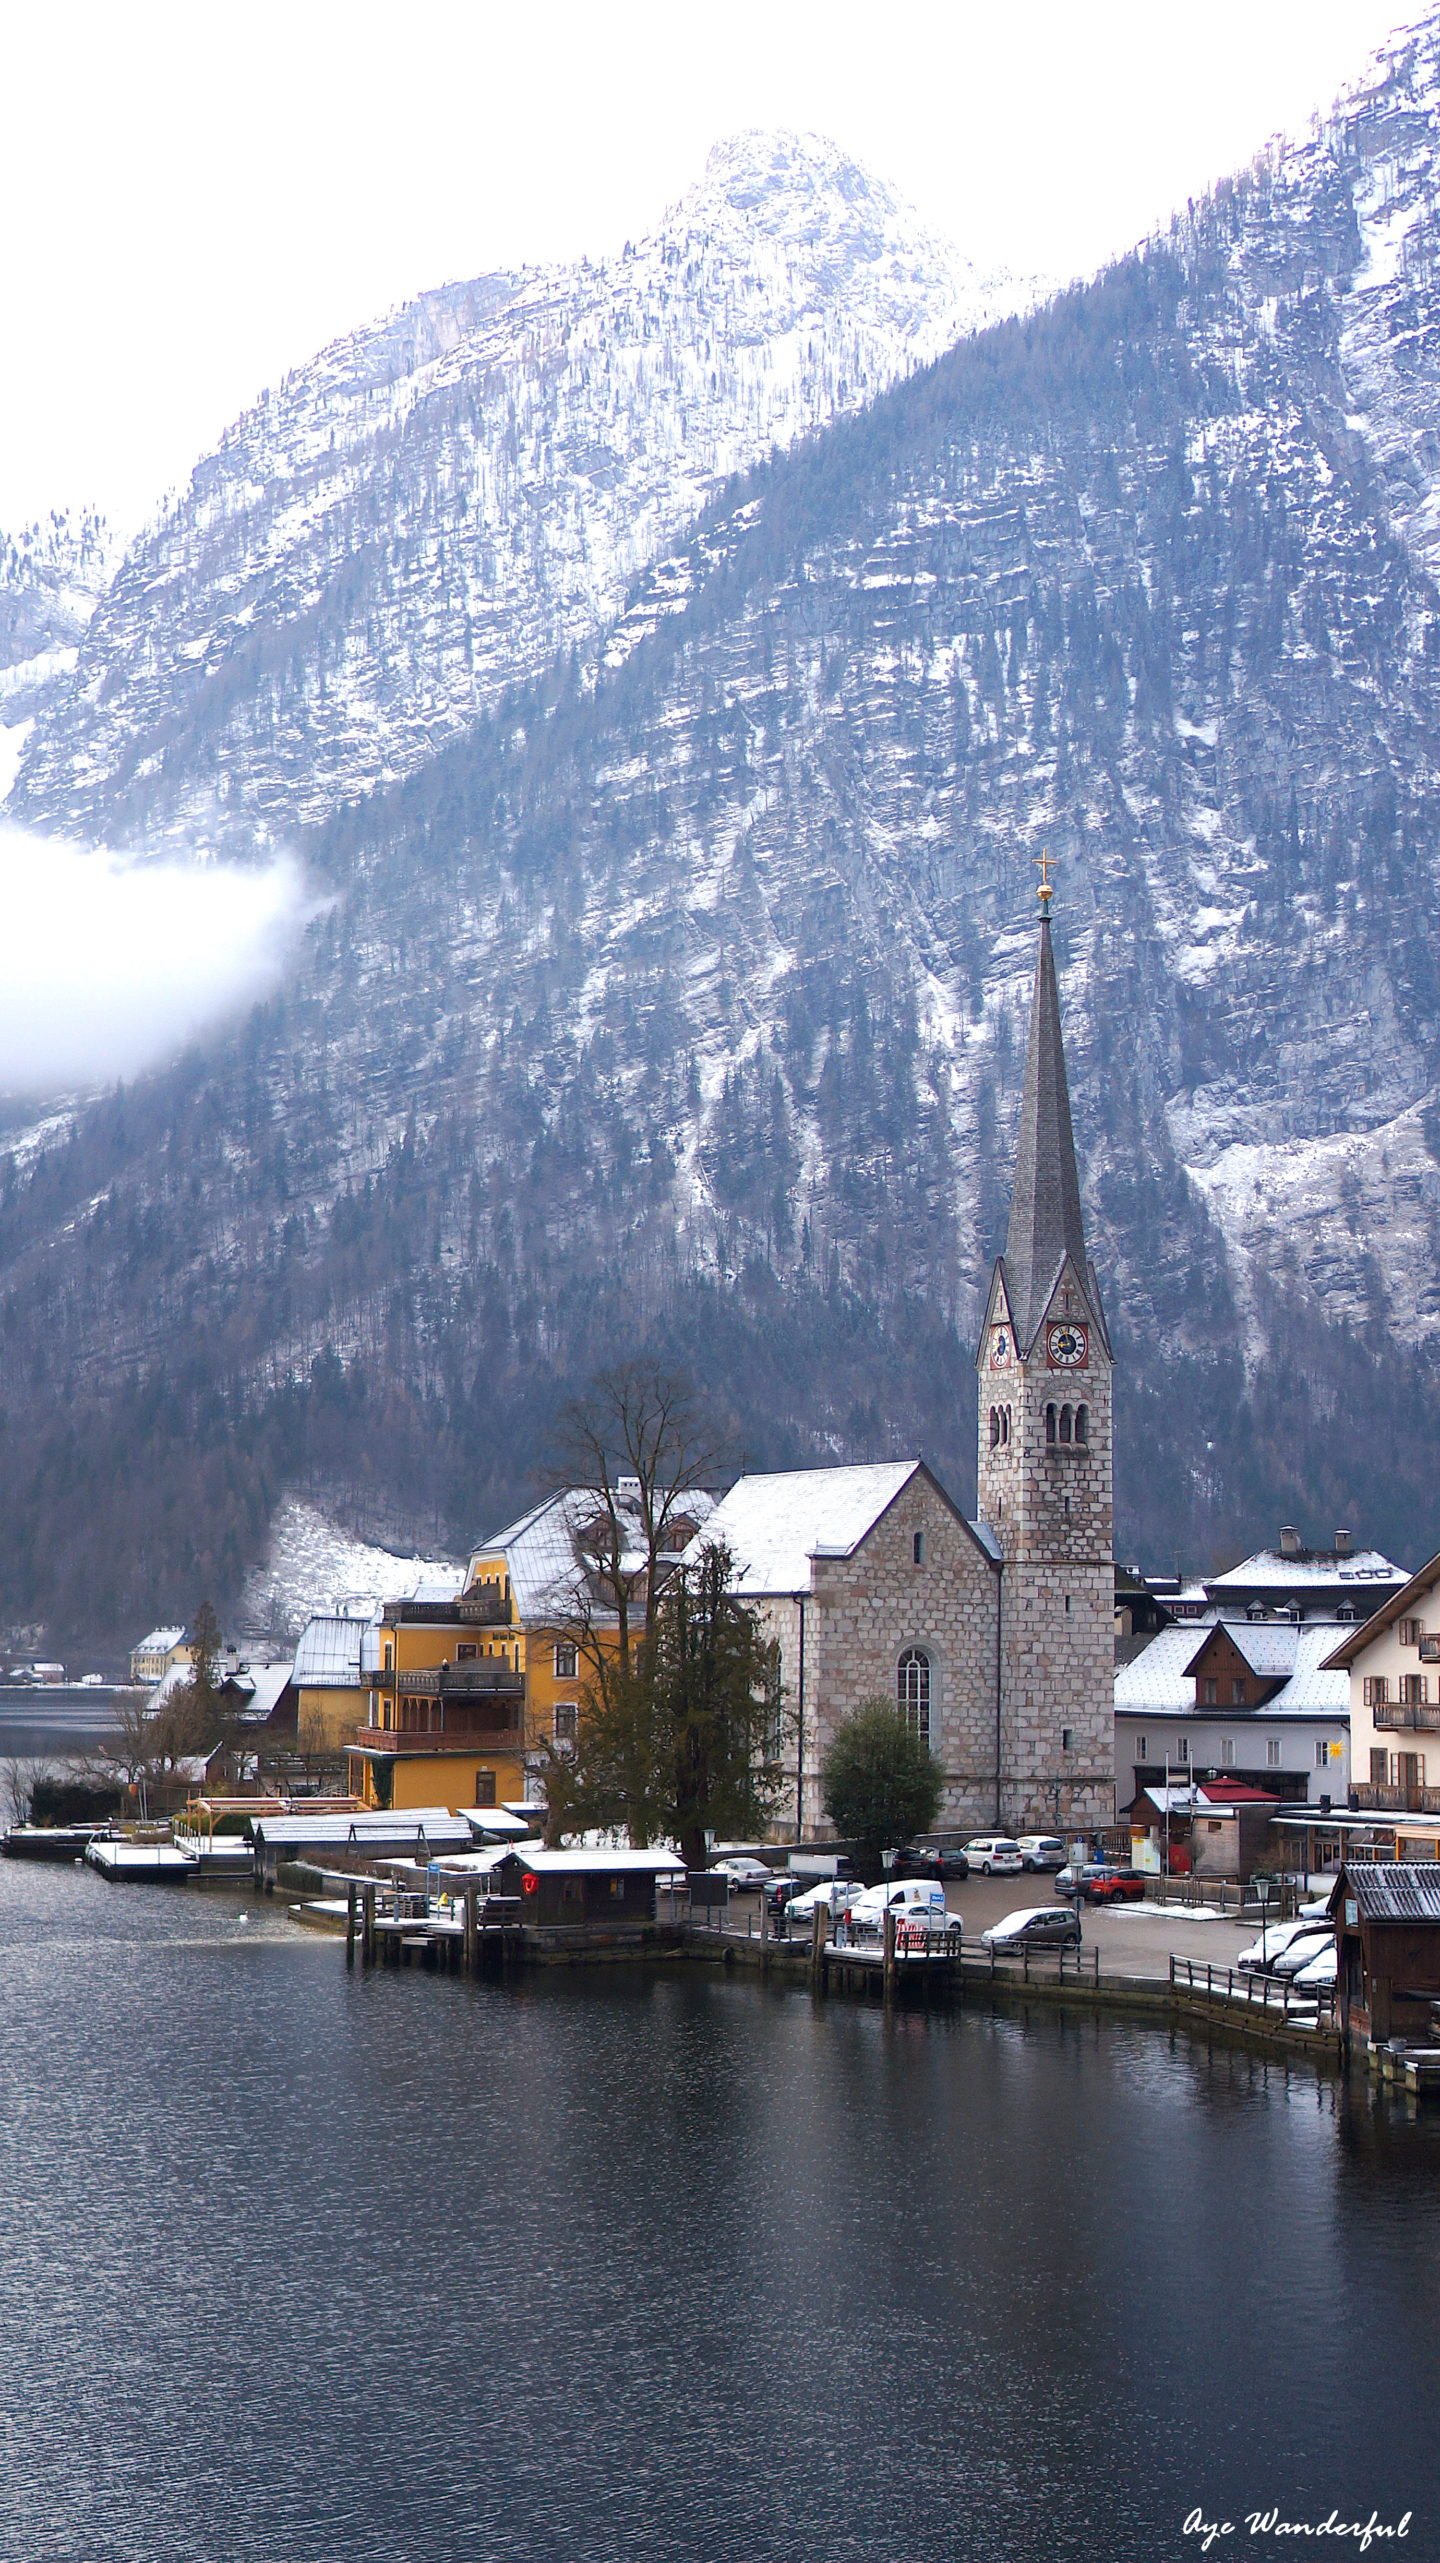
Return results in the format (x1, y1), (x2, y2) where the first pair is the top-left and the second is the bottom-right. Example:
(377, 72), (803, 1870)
(3, 1823), (112, 1862)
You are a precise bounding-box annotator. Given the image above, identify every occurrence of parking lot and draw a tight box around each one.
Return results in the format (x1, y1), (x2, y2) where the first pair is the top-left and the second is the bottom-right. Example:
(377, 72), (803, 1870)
(937, 1868), (1258, 1980)
(735, 1868), (1264, 1983)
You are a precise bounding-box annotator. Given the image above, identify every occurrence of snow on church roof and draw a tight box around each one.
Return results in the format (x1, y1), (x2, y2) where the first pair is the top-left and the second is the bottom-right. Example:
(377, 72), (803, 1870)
(691, 1463), (922, 1595)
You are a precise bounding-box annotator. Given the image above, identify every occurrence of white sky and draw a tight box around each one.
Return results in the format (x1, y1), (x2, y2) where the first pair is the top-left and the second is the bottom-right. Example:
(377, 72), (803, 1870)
(0, 0), (1418, 536)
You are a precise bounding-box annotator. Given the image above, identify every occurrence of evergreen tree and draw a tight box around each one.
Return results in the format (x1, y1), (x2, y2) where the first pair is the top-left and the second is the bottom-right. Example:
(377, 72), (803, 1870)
(821, 1700), (943, 1877)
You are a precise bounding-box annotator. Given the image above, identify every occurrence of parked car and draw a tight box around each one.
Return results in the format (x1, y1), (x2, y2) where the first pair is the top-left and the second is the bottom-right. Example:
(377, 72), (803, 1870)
(964, 1836), (1024, 1876)
(1056, 1864), (1147, 1905)
(1237, 1917), (1330, 1974)
(848, 1879), (949, 1936)
(1015, 1834), (1066, 1873)
(710, 1857), (772, 1894)
(981, 1906), (1081, 1948)
(782, 1879), (862, 1922)
(760, 1871), (806, 1911)
(1291, 1944), (1338, 1990)
(1268, 1927), (1334, 1979)
(892, 1843), (969, 1880)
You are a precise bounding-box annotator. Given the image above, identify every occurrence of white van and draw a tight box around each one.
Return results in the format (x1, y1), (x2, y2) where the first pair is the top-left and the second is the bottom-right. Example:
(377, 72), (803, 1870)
(848, 1879), (949, 1935)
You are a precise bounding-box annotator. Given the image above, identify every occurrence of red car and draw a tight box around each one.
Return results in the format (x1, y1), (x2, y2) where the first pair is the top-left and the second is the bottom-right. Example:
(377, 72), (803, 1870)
(1081, 1868), (1147, 1906)
(1057, 1863), (1148, 1905)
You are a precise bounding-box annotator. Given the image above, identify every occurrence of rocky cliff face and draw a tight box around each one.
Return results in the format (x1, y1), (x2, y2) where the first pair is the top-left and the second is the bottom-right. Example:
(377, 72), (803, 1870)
(0, 511), (114, 797)
(11, 45), (1440, 1643)
(8, 132), (1026, 854)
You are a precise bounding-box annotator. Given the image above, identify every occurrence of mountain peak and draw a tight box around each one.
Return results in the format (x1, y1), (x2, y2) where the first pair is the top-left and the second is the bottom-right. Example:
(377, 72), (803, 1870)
(694, 126), (902, 215)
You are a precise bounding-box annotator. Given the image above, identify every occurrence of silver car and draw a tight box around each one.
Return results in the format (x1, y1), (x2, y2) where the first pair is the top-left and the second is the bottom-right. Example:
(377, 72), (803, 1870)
(980, 1906), (1081, 1948)
(1015, 1834), (1066, 1872)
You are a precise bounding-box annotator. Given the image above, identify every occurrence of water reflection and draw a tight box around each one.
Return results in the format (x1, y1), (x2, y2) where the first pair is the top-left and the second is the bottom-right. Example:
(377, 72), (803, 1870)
(0, 1862), (1436, 2562)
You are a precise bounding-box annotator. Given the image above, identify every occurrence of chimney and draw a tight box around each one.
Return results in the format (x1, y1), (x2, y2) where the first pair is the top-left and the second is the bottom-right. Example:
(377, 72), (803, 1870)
(1279, 1526), (1301, 1556)
(1334, 1530), (1353, 1555)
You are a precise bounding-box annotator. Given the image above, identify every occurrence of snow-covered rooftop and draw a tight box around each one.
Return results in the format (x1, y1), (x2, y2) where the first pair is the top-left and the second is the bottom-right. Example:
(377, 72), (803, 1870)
(471, 1486), (716, 1623)
(292, 1611), (379, 1688)
(134, 1627), (184, 1654)
(226, 1661), (293, 1723)
(1186, 1622), (1300, 1679)
(252, 1807), (467, 1848)
(1209, 1547), (1407, 1591)
(507, 1846), (685, 1874)
(691, 1461), (922, 1595)
(1116, 1621), (1350, 1720)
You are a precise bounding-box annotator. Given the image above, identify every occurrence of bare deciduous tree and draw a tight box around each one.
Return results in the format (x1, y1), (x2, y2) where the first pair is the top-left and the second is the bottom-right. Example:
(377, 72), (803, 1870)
(544, 1360), (733, 1684)
(0, 1756), (58, 1827)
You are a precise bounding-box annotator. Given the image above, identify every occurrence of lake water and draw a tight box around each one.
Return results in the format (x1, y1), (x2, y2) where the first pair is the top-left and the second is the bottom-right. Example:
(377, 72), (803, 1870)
(1, 1858), (1437, 2563)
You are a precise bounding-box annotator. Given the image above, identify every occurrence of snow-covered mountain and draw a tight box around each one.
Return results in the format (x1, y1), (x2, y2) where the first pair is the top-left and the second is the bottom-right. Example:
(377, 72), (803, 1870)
(0, 510), (114, 798)
(19, 42), (1440, 1647)
(8, 132), (1036, 853)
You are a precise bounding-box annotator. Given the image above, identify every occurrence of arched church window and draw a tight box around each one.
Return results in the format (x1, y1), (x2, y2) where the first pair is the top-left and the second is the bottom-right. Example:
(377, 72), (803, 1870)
(1045, 1403), (1057, 1444)
(989, 1407), (1001, 1448)
(1059, 1404), (1072, 1442)
(897, 1646), (931, 1745)
(1075, 1405), (1088, 1444)
(1002, 1406), (1012, 1445)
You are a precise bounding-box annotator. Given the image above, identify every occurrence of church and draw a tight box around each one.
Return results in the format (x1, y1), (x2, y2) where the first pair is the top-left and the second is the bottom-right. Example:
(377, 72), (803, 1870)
(699, 879), (1116, 1836)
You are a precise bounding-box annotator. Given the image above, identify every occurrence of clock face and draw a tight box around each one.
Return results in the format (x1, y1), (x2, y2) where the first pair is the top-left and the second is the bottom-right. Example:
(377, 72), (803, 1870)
(1046, 1322), (1089, 1370)
(990, 1325), (1012, 1368)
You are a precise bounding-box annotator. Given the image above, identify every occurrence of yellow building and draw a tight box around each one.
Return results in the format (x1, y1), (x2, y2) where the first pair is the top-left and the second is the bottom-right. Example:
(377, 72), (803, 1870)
(348, 1575), (531, 1814)
(346, 1488), (715, 1815)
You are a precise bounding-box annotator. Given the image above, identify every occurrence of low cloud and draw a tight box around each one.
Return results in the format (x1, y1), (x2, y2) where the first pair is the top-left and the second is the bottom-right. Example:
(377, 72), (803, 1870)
(0, 826), (313, 1097)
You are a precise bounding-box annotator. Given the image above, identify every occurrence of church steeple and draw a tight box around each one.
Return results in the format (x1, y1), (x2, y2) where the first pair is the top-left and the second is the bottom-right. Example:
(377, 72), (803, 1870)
(973, 855), (1115, 1838)
(999, 903), (1089, 1354)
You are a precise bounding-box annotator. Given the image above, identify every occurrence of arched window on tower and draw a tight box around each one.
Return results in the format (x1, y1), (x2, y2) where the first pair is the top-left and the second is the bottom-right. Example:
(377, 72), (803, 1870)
(1045, 1403), (1057, 1444)
(989, 1407), (1001, 1448)
(1075, 1405), (1088, 1445)
(897, 1646), (931, 1745)
(1000, 1406), (1011, 1445)
(1059, 1404), (1073, 1442)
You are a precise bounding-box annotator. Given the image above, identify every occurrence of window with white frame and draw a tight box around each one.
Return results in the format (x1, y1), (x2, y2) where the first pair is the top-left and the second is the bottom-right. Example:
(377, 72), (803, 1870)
(897, 1647), (931, 1745)
(553, 1641), (578, 1680)
(1315, 1740), (1330, 1768)
(553, 1703), (578, 1745)
(1266, 1739), (1282, 1767)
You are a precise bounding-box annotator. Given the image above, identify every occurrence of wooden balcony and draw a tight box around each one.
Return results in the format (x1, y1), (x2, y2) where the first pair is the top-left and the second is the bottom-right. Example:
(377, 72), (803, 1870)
(352, 1720), (526, 1755)
(374, 1664), (524, 1700)
(456, 1587), (512, 1626)
(1353, 1783), (1440, 1813)
(1373, 1703), (1440, 1730)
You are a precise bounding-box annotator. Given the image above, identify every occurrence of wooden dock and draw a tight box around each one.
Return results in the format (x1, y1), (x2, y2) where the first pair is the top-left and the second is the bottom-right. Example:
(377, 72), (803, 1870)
(343, 1877), (525, 1974)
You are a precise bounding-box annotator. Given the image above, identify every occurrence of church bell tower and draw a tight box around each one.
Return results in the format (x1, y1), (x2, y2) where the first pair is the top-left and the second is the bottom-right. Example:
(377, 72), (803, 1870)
(976, 863), (1114, 1832)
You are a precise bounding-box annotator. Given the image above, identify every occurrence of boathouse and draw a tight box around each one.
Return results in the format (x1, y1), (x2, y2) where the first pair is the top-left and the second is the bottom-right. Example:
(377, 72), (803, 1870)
(491, 1845), (684, 1927)
(1332, 1862), (1440, 2044)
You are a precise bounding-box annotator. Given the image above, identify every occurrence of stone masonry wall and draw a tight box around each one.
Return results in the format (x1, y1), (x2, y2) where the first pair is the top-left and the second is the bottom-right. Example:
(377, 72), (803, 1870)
(977, 1265), (1116, 1833)
(786, 1471), (1002, 1836)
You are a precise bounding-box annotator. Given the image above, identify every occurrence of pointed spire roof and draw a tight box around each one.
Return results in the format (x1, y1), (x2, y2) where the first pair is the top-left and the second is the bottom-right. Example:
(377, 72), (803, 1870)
(1001, 911), (1089, 1351)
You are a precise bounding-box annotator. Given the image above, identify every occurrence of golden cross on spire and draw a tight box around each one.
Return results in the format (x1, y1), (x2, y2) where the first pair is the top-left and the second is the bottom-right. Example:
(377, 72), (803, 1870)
(1035, 849), (1055, 910)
